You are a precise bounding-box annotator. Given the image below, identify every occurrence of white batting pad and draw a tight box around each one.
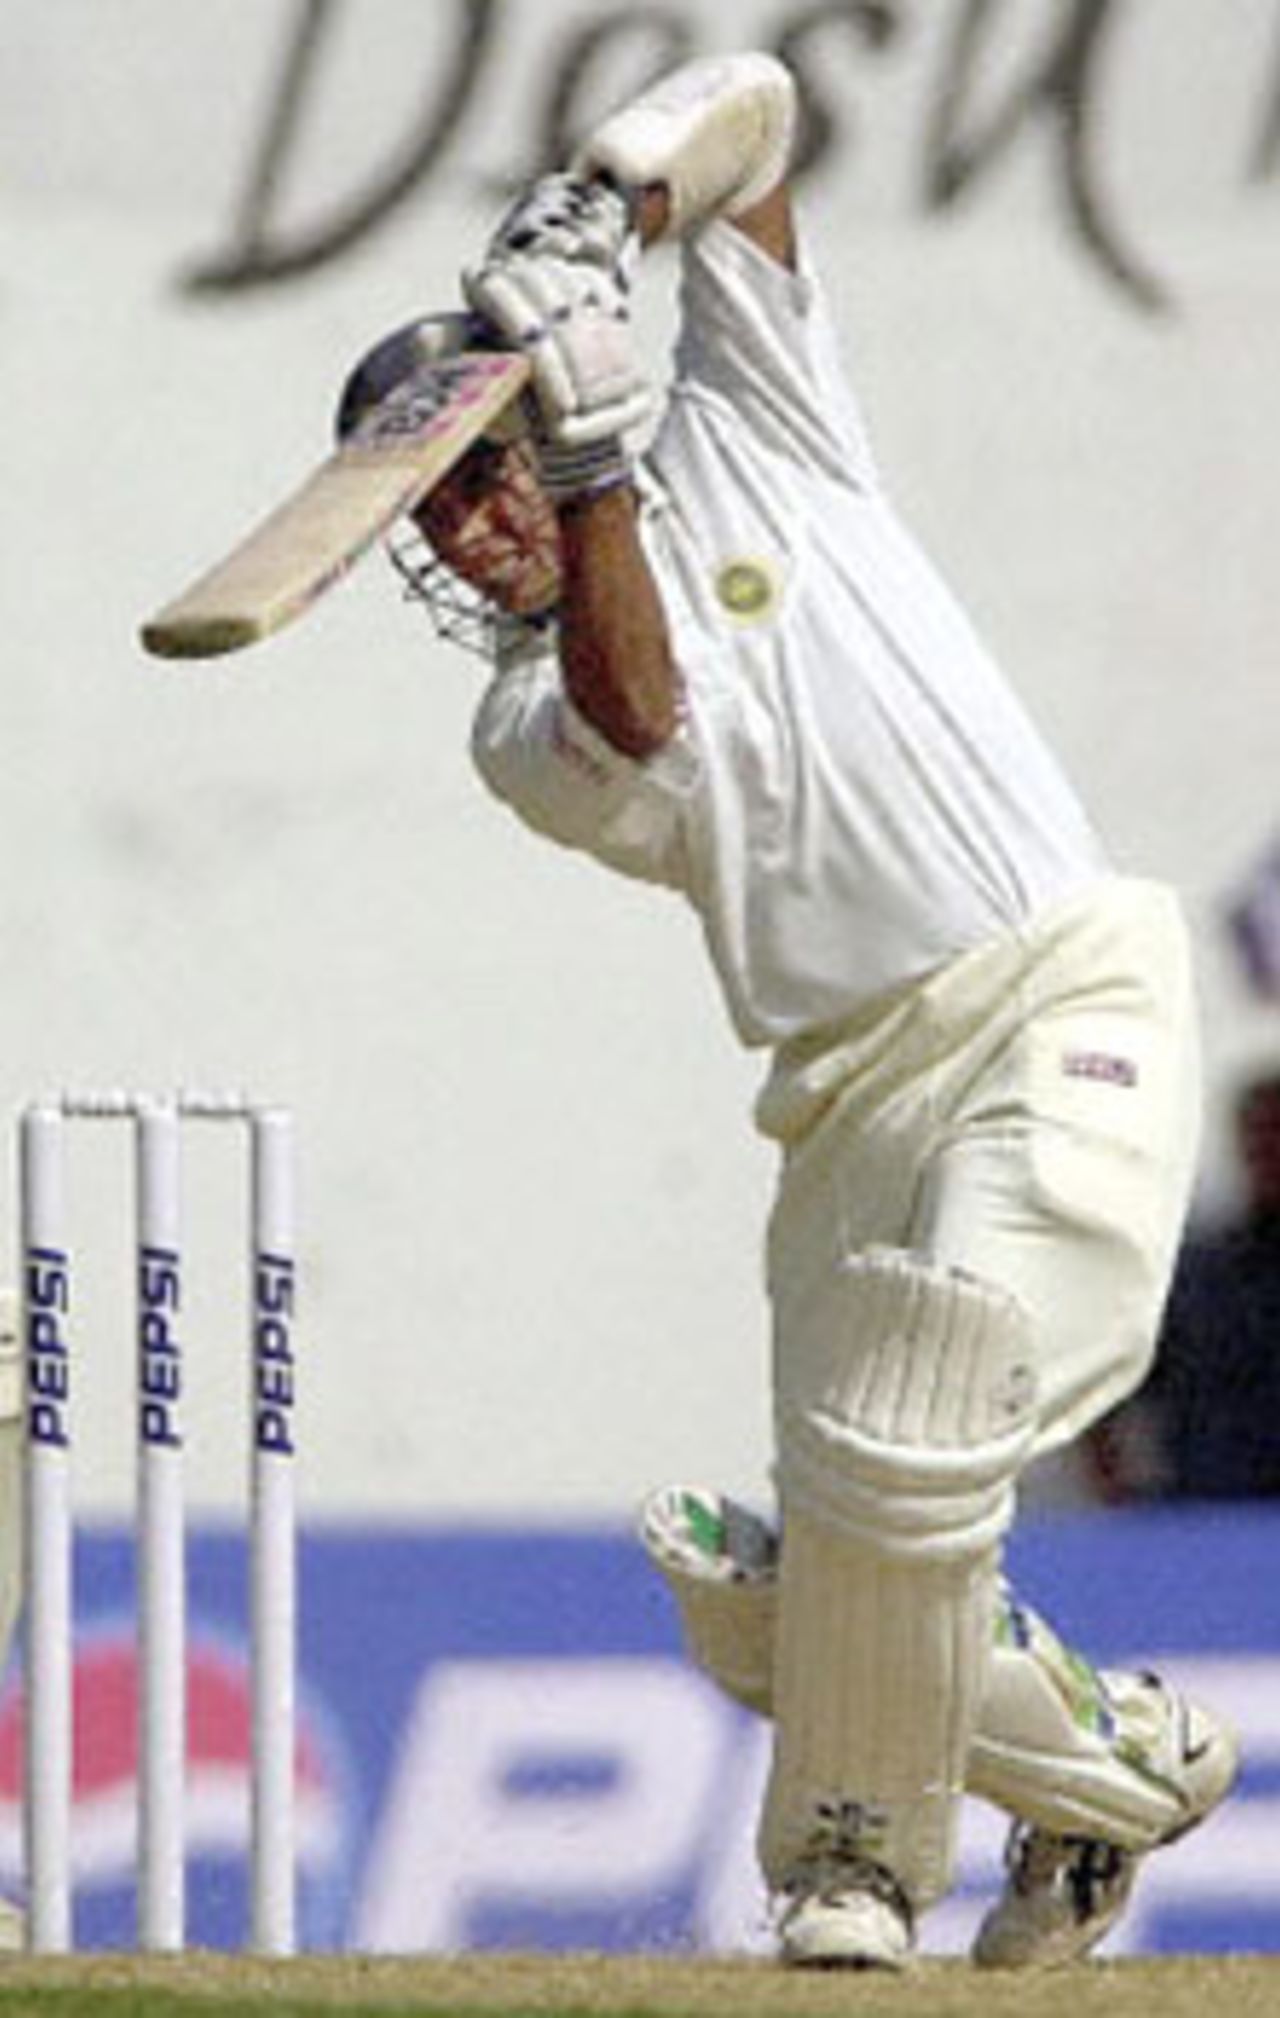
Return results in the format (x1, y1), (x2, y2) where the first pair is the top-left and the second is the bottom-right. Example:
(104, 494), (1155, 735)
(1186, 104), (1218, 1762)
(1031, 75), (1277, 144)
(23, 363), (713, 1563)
(571, 53), (796, 235)
(639, 1486), (777, 1715)
(762, 1515), (1001, 1905)
(762, 1249), (1038, 1906)
(642, 1490), (1235, 1855)
(777, 1248), (1039, 1553)
(970, 1588), (1239, 1849)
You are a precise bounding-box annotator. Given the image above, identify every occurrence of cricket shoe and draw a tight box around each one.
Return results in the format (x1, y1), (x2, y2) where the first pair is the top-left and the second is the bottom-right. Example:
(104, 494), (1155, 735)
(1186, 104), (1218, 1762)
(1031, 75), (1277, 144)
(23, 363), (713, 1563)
(776, 1857), (915, 1971)
(0, 1894), (24, 1952)
(973, 1674), (1239, 1968)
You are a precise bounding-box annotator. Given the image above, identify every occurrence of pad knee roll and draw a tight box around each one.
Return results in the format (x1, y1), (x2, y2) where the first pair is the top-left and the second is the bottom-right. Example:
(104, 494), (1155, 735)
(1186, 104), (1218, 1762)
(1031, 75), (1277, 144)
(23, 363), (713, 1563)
(571, 53), (796, 237)
(776, 1248), (1039, 1559)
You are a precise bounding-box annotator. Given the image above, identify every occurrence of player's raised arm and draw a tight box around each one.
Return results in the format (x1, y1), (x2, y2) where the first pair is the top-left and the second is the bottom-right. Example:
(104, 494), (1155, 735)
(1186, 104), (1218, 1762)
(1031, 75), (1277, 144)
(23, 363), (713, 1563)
(462, 175), (674, 757)
(571, 51), (798, 270)
(459, 55), (799, 756)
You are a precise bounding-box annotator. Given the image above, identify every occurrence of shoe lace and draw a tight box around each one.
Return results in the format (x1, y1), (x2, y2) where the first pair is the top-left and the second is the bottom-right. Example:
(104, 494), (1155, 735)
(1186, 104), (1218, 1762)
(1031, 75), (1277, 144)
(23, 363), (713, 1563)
(1007, 1825), (1130, 1921)
(787, 1802), (914, 1926)
(794, 1856), (911, 1919)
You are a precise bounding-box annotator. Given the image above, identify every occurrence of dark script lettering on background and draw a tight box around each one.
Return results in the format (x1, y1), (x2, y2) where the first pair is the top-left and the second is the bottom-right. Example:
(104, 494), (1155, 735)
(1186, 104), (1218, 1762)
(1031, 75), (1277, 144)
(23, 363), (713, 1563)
(185, 0), (1280, 313)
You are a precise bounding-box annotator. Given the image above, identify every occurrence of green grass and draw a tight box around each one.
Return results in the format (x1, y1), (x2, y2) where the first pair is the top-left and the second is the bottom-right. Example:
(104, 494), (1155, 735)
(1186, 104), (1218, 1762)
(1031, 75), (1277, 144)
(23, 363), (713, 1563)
(0, 1955), (1277, 2018)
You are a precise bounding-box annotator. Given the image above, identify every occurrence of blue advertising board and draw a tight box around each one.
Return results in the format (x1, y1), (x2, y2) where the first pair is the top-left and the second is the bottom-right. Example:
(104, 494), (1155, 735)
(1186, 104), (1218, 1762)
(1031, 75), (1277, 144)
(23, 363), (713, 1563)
(0, 1510), (1275, 1954)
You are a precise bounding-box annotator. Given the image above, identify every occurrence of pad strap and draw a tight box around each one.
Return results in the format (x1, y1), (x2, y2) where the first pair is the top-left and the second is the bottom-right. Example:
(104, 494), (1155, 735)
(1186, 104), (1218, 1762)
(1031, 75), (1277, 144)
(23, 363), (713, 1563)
(777, 1248), (1039, 1559)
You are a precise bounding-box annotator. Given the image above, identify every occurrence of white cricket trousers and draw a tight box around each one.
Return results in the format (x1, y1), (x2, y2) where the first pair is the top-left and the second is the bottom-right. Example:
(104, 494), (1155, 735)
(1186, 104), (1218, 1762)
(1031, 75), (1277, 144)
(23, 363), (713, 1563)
(758, 877), (1200, 1455)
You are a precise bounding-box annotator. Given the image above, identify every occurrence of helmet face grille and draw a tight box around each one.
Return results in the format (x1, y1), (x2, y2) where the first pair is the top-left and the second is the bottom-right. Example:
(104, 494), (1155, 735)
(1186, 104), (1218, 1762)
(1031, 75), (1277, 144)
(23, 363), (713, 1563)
(386, 522), (498, 661)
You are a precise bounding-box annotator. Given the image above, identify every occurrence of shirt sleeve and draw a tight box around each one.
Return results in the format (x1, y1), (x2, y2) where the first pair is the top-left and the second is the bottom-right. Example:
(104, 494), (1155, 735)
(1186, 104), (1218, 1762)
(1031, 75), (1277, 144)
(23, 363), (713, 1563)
(470, 627), (699, 890)
(666, 218), (880, 492)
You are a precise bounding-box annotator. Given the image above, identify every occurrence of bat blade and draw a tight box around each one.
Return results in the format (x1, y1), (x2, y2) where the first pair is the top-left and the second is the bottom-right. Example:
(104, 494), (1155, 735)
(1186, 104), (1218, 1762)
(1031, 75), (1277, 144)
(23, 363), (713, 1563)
(139, 350), (531, 660)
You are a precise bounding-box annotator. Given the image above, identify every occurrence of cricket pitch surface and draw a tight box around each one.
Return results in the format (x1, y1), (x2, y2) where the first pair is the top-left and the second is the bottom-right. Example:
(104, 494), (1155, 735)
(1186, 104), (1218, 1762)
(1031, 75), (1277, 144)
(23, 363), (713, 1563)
(0, 1953), (1278, 2018)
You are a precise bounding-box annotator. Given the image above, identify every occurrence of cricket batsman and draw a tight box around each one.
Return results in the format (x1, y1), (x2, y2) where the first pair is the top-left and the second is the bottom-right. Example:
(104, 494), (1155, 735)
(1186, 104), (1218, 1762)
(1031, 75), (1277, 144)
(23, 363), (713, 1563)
(340, 52), (1237, 1968)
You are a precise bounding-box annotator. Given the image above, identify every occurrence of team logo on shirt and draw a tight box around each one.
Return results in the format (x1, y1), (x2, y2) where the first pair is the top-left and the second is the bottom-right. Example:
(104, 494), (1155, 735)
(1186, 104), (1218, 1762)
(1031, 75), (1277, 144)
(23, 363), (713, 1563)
(714, 556), (784, 625)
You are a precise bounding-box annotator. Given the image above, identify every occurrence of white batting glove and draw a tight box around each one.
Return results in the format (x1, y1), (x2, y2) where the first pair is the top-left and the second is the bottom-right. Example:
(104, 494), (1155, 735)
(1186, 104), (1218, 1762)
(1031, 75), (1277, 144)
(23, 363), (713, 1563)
(570, 53), (796, 237)
(466, 246), (649, 442)
(464, 233), (651, 489)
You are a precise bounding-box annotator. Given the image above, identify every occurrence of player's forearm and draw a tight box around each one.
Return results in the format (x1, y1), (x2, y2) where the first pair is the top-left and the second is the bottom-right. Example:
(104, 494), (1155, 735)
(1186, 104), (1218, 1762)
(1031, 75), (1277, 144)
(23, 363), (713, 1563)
(556, 487), (677, 759)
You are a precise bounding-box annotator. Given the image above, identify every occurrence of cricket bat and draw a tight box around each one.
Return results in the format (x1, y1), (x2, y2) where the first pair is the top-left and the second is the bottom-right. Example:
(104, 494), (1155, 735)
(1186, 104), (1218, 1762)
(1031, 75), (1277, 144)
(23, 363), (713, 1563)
(139, 349), (531, 660)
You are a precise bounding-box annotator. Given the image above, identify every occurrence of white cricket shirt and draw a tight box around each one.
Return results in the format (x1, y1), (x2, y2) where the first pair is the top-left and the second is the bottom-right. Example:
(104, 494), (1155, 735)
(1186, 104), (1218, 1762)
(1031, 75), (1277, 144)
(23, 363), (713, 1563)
(472, 222), (1107, 1048)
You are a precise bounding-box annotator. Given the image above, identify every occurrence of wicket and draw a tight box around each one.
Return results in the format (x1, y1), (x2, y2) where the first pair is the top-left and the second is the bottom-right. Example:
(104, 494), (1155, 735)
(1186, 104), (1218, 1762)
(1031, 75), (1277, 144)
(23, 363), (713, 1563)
(18, 1091), (297, 1956)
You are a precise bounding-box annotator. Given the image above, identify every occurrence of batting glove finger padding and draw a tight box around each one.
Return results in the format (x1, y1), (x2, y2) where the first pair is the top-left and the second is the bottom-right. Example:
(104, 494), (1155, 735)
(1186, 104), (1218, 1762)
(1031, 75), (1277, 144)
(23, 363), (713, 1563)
(463, 249), (652, 450)
(482, 172), (635, 271)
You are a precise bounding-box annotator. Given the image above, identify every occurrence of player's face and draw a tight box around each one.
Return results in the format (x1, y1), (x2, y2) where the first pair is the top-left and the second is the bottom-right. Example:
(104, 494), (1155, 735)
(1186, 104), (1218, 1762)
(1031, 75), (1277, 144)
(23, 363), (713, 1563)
(416, 437), (562, 617)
